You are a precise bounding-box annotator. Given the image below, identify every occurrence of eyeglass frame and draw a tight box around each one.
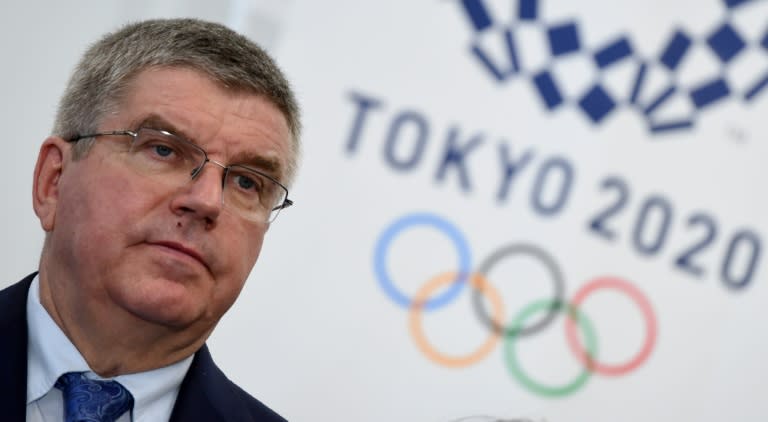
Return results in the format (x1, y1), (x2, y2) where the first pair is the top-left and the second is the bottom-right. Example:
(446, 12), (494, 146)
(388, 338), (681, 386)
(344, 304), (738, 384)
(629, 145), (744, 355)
(65, 127), (294, 223)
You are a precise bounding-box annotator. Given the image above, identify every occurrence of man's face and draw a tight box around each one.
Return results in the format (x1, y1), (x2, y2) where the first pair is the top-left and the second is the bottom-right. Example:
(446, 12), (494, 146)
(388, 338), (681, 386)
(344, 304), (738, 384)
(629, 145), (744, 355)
(38, 66), (292, 332)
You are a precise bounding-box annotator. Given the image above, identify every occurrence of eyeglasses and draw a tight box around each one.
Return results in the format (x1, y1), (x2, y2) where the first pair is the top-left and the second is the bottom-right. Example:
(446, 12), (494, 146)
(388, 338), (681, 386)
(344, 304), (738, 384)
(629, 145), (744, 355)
(67, 127), (293, 223)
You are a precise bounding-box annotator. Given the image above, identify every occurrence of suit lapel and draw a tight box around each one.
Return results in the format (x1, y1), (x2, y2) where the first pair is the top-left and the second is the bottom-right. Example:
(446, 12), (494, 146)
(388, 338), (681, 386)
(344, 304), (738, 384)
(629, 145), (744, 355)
(170, 344), (254, 422)
(0, 273), (35, 421)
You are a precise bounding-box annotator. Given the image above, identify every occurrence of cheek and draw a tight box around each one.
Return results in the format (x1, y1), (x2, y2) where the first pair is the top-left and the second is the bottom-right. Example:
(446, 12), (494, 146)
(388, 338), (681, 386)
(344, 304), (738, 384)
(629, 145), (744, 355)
(231, 230), (264, 279)
(215, 224), (266, 296)
(54, 167), (156, 265)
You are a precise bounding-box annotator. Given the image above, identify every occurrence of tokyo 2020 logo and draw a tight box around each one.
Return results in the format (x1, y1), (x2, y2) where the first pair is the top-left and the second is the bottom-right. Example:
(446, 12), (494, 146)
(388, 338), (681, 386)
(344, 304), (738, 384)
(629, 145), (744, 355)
(455, 0), (768, 134)
(373, 212), (658, 397)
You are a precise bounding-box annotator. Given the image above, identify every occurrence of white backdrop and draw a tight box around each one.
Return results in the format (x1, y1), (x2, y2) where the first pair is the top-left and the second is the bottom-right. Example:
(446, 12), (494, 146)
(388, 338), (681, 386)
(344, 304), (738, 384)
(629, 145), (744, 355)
(2, 1), (768, 421)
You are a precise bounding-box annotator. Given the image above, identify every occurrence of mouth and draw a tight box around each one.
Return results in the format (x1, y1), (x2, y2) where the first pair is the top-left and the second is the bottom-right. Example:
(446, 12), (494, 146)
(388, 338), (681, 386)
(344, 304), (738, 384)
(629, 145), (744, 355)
(148, 241), (210, 271)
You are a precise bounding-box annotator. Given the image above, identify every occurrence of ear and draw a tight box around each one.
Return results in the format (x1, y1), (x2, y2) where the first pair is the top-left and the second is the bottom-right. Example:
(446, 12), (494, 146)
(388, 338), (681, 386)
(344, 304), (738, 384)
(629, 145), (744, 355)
(32, 137), (69, 232)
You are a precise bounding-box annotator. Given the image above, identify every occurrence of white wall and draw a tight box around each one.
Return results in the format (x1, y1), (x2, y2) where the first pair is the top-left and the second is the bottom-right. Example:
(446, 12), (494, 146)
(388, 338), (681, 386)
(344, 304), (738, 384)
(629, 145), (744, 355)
(3, 1), (768, 421)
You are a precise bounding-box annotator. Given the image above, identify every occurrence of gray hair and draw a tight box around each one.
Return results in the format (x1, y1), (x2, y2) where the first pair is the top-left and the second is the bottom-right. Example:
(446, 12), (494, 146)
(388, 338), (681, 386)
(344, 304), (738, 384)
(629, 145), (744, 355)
(53, 18), (301, 184)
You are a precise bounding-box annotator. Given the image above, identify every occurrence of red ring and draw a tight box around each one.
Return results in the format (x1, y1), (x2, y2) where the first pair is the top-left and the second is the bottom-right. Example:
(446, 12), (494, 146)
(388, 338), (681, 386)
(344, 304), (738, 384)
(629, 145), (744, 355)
(564, 276), (657, 376)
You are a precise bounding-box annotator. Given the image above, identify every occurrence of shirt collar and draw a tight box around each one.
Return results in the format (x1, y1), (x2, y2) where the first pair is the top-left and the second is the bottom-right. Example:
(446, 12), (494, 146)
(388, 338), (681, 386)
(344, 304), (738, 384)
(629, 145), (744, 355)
(26, 274), (194, 420)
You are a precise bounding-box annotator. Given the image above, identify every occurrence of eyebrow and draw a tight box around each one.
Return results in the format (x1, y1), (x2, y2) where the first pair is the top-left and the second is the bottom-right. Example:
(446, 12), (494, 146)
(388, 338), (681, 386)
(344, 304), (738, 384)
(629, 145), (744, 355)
(229, 151), (282, 177)
(134, 114), (195, 143)
(134, 113), (284, 178)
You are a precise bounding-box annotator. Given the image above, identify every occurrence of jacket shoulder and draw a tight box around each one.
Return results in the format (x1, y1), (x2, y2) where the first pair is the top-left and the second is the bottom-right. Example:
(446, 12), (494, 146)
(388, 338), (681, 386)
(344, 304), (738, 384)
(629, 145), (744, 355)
(0, 273), (35, 421)
(172, 344), (287, 422)
(226, 376), (287, 422)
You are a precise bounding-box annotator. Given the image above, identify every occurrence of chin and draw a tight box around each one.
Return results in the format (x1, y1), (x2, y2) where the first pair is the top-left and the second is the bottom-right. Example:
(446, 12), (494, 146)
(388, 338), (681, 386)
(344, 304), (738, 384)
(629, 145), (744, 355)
(116, 278), (210, 328)
(132, 300), (208, 328)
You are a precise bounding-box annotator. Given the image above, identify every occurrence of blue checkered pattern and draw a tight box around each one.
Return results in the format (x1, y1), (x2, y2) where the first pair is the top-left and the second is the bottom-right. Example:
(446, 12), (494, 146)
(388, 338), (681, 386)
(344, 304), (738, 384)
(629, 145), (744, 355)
(459, 0), (768, 134)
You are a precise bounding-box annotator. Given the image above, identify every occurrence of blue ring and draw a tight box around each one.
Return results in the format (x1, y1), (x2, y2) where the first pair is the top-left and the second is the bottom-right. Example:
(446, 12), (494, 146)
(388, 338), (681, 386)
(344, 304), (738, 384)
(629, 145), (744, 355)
(374, 212), (472, 310)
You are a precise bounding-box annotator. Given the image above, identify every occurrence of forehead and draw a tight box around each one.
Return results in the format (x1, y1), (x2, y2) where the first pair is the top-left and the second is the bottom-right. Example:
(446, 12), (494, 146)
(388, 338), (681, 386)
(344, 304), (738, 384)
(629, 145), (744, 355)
(109, 66), (292, 178)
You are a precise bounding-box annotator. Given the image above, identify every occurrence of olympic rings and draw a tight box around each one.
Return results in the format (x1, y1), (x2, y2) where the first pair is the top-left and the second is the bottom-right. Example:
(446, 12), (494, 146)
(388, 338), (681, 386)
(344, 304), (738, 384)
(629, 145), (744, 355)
(409, 272), (504, 368)
(473, 244), (565, 338)
(503, 299), (597, 397)
(373, 212), (659, 397)
(374, 213), (472, 310)
(564, 276), (658, 376)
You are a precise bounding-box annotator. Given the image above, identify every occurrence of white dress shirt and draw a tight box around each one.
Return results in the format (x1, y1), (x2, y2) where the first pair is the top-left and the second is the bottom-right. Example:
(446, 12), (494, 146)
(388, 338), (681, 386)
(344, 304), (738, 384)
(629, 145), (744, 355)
(25, 275), (194, 422)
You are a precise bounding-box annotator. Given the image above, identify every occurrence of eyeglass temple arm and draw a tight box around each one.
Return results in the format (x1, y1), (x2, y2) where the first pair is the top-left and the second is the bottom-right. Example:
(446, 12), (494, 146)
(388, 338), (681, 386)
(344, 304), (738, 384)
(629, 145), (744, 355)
(273, 198), (293, 211)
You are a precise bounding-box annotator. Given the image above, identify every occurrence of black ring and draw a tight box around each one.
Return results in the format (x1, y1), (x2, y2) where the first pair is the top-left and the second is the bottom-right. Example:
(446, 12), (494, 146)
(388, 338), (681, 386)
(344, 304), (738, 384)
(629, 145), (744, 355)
(472, 243), (566, 338)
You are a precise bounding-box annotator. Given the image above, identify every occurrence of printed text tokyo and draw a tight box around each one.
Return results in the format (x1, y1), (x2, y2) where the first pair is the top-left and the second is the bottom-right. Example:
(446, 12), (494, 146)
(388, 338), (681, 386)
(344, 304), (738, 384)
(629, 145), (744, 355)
(344, 91), (761, 290)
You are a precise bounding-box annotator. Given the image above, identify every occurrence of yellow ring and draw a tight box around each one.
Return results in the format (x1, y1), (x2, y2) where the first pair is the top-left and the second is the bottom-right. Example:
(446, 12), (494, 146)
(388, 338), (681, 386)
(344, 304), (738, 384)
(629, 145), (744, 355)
(409, 272), (505, 368)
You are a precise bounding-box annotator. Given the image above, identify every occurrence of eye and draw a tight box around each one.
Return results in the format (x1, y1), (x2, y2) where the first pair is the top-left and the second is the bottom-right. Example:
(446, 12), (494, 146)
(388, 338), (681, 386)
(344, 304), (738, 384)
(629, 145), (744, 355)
(234, 174), (262, 192)
(153, 144), (175, 158)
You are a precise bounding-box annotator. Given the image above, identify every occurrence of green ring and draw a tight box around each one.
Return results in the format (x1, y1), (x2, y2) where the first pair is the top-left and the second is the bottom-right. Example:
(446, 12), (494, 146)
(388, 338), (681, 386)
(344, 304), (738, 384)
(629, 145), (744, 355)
(503, 299), (597, 397)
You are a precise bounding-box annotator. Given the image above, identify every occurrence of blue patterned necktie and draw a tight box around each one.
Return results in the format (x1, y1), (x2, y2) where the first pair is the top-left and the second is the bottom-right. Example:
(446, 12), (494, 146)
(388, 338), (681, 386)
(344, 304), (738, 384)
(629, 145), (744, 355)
(55, 372), (134, 422)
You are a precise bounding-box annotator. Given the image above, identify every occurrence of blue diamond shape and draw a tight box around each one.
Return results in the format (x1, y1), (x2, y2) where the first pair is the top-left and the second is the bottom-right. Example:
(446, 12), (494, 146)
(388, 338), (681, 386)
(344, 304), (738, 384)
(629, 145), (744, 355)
(723, 0), (753, 9)
(579, 85), (616, 123)
(547, 22), (580, 56)
(461, 0), (492, 32)
(761, 27), (768, 50)
(533, 71), (563, 110)
(594, 37), (633, 69)
(707, 23), (745, 63)
(690, 78), (730, 109)
(659, 30), (691, 70)
(519, 0), (537, 20)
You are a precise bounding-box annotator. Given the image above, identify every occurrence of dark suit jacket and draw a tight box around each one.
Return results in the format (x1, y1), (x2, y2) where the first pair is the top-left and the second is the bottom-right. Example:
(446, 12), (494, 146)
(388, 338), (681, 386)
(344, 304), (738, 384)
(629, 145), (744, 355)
(0, 273), (287, 421)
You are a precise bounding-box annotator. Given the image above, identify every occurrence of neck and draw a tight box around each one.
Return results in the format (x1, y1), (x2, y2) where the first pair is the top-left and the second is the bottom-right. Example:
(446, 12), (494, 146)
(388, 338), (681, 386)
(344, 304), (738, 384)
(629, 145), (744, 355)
(37, 267), (212, 378)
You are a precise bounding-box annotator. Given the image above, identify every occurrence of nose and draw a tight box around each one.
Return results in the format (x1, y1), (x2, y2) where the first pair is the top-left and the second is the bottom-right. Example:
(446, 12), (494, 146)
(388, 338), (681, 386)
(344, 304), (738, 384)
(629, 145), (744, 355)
(170, 159), (225, 225)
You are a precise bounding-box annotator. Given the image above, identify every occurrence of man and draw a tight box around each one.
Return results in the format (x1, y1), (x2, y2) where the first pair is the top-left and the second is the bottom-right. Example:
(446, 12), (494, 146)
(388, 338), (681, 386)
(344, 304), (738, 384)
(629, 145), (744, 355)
(0, 18), (300, 421)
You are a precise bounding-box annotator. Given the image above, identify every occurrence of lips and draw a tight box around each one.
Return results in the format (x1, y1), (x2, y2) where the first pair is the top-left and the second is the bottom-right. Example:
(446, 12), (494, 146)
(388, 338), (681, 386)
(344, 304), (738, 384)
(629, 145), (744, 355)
(149, 241), (209, 270)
